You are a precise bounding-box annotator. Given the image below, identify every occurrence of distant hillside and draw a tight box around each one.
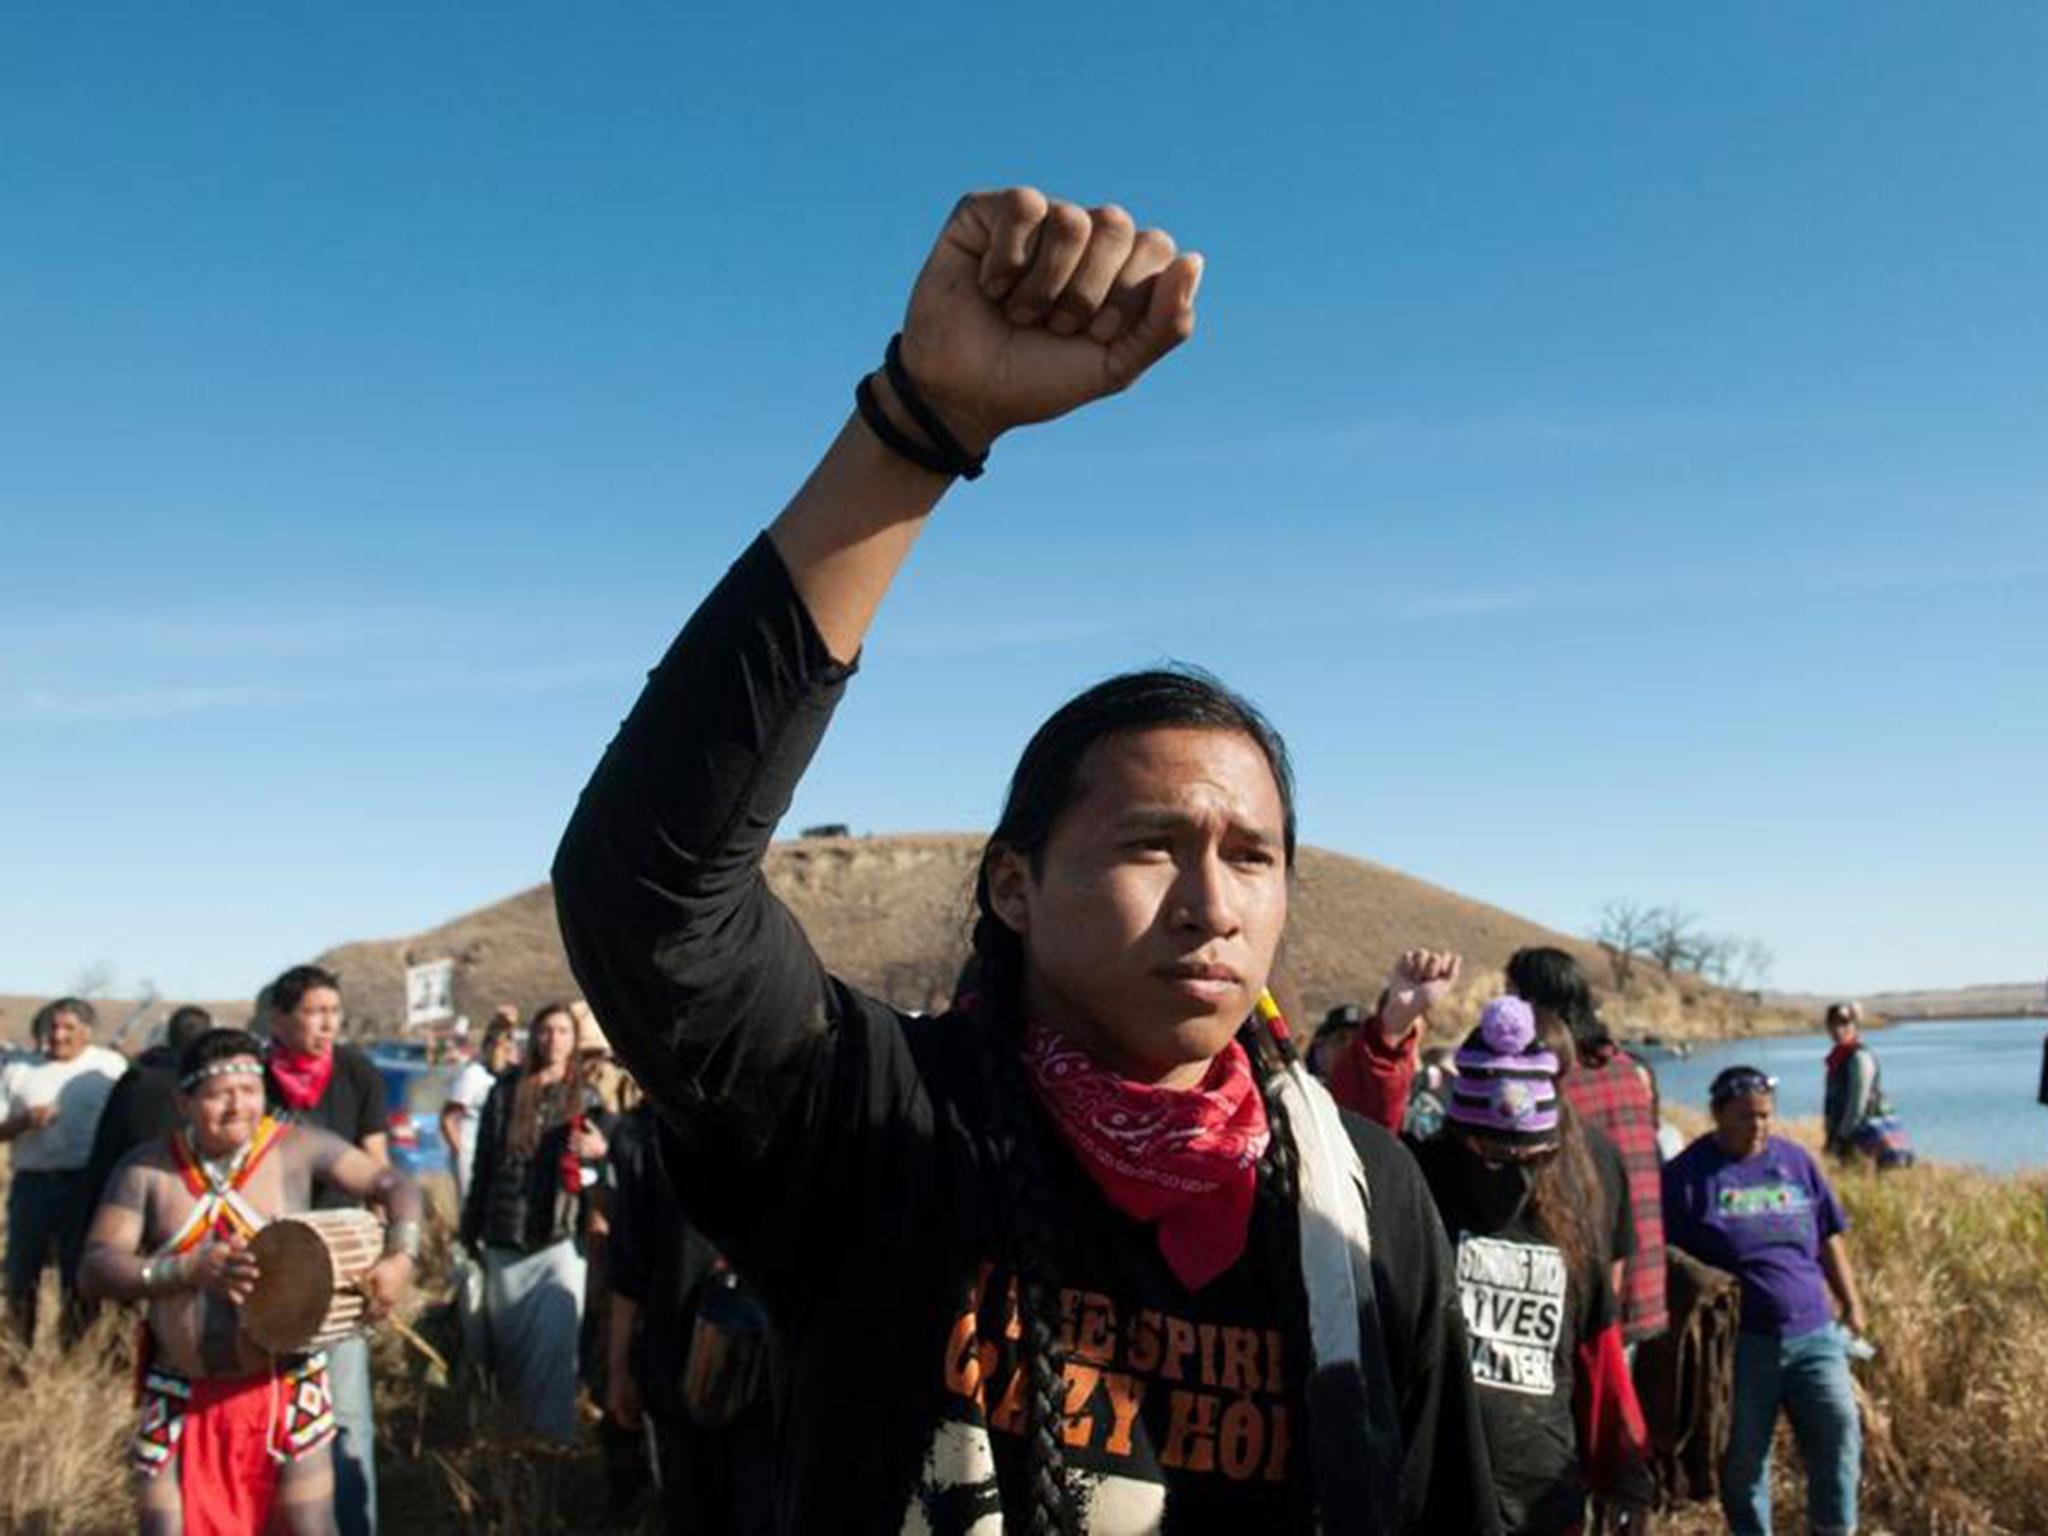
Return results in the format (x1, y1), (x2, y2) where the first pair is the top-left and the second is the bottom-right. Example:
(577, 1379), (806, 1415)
(1, 835), (1785, 1054)
(305, 834), (1772, 1045)
(1770, 980), (2046, 1023)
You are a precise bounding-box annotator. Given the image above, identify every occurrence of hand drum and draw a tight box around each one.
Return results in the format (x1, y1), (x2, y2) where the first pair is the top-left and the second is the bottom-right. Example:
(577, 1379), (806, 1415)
(240, 1209), (386, 1354)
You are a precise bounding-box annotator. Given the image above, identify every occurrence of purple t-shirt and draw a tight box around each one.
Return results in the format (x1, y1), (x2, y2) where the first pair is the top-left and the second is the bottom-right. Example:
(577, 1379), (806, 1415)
(1662, 1134), (1847, 1337)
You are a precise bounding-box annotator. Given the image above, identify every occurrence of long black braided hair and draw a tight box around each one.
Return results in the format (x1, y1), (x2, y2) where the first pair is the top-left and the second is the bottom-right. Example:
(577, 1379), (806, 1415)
(964, 667), (1318, 1534)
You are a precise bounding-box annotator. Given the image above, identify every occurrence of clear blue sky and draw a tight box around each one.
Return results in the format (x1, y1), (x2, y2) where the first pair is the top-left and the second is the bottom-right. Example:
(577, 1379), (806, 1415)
(3, 4), (2043, 1003)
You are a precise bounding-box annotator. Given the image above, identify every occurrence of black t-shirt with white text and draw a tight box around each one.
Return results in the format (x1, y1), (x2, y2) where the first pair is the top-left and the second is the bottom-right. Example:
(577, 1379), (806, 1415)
(1412, 1136), (1615, 1536)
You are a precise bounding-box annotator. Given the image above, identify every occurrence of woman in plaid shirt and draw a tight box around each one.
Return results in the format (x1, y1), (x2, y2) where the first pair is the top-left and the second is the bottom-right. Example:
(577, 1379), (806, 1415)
(1328, 947), (1671, 1346)
(1506, 949), (1669, 1345)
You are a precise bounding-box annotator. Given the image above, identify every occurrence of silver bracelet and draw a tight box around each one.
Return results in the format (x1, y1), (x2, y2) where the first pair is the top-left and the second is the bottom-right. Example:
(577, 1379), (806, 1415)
(143, 1252), (193, 1296)
(384, 1220), (422, 1261)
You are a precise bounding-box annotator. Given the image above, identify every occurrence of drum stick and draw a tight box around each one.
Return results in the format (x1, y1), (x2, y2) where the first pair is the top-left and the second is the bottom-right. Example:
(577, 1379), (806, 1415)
(343, 1278), (452, 1377)
(381, 1310), (452, 1378)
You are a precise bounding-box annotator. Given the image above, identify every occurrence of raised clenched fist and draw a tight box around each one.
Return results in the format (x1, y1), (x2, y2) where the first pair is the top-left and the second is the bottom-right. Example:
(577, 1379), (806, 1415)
(896, 188), (1203, 454)
(1380, 949), (1463, 1039)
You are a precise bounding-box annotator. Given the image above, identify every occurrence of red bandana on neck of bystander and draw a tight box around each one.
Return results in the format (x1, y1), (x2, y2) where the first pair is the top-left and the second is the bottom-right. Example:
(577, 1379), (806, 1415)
(266, 1043), (335, 1112)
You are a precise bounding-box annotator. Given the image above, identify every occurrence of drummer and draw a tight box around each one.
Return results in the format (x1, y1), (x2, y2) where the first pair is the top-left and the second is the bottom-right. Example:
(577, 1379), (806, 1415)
(79, 1028), (424, 1536)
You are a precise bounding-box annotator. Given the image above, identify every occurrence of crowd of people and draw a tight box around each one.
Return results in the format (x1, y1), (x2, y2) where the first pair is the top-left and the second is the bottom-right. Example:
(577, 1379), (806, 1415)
(2, 976), (419, 1535)
(0, 974), (770, 1536)
(1300, 953), (1881, 1536)
(0, 187), (1941, 1535)
(0, 958), (1905, 1536)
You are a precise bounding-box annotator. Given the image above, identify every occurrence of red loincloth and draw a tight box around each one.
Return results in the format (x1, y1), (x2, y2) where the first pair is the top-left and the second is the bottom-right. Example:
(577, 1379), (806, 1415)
(178, 1374), (282, 1536)
(131, 1355), (335, 1536)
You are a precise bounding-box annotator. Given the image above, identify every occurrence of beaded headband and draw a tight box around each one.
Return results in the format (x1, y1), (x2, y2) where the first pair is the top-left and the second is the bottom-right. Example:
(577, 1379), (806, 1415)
(179, 1057), (265, 1092)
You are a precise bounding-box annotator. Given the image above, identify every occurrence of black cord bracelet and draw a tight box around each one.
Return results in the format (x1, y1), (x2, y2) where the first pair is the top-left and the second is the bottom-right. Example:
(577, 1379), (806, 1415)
(883, 334), (987, 480)
(855, 373), (958, 477)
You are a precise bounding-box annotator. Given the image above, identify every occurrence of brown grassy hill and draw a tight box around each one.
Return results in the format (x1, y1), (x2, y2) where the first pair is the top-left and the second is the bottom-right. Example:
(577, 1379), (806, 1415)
(305, 833), (1769, 1044)
(1, 835), (1774, 1052)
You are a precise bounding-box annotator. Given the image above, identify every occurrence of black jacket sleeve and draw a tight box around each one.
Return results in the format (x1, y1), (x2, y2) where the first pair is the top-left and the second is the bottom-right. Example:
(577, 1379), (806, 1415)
(607, 1114), (655, 1307)
(460, 1079), (503, 1254)
(1348, 1116), (1504, 1536)
(551, 535), (941, 1308)
(83, 1071), (142, 1212)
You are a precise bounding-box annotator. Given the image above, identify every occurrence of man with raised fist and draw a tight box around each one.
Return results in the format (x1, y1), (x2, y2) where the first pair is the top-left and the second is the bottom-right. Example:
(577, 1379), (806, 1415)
(554, 189), (1497, 1534)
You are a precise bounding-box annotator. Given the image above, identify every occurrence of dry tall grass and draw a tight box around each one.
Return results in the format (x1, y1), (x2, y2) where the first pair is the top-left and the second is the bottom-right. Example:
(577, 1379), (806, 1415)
(5, 1134), (2045, 1533)
(1827, 1158), (2048, 1534)
(0, 1309), (137, 1535)
(1649, 1115), (2048, 1536)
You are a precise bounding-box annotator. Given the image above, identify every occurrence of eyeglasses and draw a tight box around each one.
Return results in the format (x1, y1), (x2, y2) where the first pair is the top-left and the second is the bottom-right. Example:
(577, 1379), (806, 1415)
(1711, 1070), (1778, 1105)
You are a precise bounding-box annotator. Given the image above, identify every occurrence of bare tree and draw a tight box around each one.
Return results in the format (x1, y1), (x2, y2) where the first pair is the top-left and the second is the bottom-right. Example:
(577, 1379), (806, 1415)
(1598, 899), (1775, 1009)
(68, 960), (119, 1000)
(113, 979), (162, 1050)
(1687, 937), (1736, 987)
(1733, 938), (1776, 993)
(1643, 906), (1707, 975)
(1594, 900), (1659, 989)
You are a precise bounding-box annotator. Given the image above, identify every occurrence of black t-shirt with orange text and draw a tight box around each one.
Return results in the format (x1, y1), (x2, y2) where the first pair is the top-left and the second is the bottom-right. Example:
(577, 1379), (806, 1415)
(553, 532), (1500, 1535)
(884, 1058), (1461, 1533)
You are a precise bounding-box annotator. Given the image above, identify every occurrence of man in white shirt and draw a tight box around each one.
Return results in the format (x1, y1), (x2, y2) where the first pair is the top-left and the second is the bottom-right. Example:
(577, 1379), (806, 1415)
(0, 996), (128, 1343)
(439, 1006), (519, 1206)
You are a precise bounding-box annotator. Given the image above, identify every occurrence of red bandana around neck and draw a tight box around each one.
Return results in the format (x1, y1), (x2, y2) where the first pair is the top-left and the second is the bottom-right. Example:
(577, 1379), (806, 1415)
(1825, 1040), (1857, 1077)
(266, 1042), (335, 1112)
(1020, 1020), (1271, 1292)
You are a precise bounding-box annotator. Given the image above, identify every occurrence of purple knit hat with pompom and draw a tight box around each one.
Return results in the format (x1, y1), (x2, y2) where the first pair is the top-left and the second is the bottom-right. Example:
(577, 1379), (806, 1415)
(1446, 996), (1562, 1148)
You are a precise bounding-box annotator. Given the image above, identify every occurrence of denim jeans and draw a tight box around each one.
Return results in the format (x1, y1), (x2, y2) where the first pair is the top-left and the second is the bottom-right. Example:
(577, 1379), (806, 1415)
(326, 1332), (379, 1536)
(1722, 1326), (1861, 1535)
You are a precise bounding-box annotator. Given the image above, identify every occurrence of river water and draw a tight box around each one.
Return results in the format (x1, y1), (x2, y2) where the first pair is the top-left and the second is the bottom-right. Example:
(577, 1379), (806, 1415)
(1650, 1015), (2048, 1173)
